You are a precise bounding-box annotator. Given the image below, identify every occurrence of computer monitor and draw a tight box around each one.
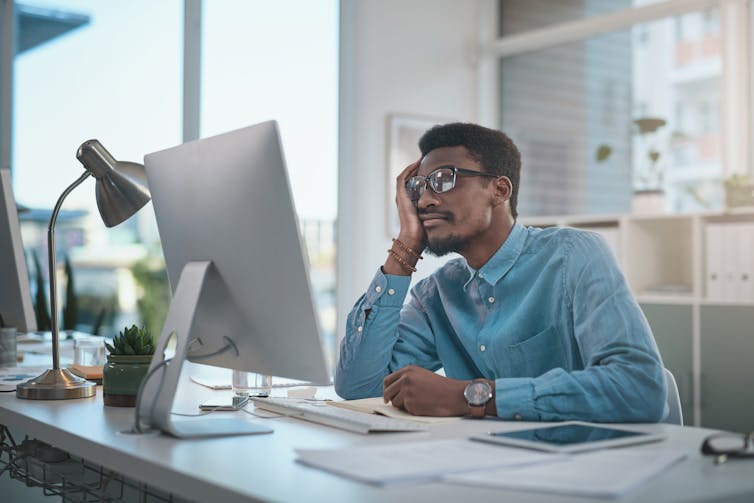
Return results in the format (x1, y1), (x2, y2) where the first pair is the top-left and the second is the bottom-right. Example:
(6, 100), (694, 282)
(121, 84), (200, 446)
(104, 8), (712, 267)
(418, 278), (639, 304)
(0, 169), (37, 333)
(137, 121), (330, 438)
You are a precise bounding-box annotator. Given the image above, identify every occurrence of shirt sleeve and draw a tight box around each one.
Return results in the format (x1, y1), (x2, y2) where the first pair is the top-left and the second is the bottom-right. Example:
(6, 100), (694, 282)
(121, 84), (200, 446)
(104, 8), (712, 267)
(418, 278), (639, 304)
(334, 268), (441, 399)
(493, 231), (667, 423)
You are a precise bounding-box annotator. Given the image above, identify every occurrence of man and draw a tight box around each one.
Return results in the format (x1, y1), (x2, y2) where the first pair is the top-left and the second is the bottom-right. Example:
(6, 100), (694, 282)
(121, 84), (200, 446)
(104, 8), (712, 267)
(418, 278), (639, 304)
(334, 122), (666, 422)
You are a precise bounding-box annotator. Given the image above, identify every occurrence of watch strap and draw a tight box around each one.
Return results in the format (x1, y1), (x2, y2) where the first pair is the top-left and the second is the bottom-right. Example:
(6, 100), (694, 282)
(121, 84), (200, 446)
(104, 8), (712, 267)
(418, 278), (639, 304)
(469, 403), (487, 418)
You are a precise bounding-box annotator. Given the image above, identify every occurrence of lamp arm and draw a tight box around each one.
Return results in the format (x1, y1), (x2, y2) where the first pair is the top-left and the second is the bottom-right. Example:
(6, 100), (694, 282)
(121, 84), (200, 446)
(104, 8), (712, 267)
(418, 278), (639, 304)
(47, 171), (91, 369)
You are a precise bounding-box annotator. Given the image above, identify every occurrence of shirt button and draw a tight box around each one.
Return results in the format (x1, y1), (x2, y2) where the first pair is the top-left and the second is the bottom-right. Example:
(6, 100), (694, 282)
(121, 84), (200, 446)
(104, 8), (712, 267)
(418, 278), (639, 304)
(514, 413), (523, 421)
(480, 344), (486, 352)
(375, 286), (382, 293)
(488, 297), (495, 304)
(388, 288), (395, 295)
(357, 326), (363, 333)
(479, 273), (485, 279)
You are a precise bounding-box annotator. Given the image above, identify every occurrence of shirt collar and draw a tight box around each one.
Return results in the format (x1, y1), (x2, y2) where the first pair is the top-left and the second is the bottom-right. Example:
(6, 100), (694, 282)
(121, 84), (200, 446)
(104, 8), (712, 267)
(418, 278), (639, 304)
(463, 223), (527, 289)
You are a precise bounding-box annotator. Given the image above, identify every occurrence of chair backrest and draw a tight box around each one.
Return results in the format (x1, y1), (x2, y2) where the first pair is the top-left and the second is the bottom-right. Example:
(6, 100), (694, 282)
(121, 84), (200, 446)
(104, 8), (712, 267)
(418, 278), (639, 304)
(663, 368), (683, 425)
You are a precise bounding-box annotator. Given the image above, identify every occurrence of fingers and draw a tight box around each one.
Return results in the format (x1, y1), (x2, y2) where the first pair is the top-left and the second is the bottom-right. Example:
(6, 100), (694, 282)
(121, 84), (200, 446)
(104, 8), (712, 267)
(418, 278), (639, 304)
(397, 157), (422, 184)
(383, 368), (406, 404)
(393, 158), (428, 247)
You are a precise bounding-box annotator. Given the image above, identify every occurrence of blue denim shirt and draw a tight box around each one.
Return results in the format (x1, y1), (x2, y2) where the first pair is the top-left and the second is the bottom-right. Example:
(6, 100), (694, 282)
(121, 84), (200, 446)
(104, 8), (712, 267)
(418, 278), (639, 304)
(335, 224), (666, 422)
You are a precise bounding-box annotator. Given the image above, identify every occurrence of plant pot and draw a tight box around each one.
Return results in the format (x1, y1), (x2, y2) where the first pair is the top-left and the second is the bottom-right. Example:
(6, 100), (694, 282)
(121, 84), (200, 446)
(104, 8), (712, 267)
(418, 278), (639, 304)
(632, 189), (666, 215)
(725, 184), (754, 209)
(102, 354), (152, 407)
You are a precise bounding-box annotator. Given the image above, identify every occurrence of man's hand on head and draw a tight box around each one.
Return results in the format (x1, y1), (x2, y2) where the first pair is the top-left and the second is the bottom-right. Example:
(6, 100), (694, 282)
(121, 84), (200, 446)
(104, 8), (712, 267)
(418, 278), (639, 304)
(382, 365), (469, 417)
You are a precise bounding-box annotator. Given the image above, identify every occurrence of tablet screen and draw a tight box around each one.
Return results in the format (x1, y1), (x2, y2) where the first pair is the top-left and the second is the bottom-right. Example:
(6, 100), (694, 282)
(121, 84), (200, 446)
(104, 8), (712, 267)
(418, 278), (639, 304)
(492, 424), (646, 446)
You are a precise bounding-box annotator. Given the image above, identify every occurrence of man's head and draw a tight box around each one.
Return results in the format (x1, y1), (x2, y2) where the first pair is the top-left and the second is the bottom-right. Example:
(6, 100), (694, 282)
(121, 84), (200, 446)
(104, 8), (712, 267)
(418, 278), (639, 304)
(413, 123), (520, 262)
(418, 123), (520, 219)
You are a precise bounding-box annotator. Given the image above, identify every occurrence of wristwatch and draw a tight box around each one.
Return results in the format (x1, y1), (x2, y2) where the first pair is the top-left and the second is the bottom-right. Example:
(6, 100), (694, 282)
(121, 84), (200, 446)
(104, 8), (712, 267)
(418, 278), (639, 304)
(463, 379), (493, 418)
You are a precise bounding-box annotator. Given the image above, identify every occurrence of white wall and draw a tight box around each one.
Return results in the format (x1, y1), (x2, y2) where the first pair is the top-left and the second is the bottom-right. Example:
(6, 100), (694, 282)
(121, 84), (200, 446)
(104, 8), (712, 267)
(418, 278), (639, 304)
(336, 0), (488, 345)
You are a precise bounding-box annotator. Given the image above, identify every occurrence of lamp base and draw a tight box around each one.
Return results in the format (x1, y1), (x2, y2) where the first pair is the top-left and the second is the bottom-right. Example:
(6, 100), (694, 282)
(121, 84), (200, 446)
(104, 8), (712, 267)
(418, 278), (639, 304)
(16, 368), (96, 400)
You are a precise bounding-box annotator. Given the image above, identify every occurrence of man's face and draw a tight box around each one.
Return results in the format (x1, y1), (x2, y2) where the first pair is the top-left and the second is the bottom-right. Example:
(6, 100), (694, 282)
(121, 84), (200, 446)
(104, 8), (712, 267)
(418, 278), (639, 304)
(416, 146), (498, 257)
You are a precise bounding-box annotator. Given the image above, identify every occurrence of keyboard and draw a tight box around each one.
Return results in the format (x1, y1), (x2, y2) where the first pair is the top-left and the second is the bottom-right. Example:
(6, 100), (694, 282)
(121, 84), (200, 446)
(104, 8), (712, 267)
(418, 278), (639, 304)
(250, 397), (427, 434)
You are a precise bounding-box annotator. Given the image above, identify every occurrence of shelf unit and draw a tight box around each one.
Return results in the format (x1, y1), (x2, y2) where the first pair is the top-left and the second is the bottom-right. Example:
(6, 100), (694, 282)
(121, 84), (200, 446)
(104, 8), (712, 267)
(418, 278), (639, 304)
(520, 209), (754, 432)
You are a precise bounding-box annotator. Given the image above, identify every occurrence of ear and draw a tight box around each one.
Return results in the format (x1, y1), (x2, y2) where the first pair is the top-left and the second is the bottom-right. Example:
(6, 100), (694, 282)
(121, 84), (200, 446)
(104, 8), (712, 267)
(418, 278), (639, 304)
(492, 176), (512, 206)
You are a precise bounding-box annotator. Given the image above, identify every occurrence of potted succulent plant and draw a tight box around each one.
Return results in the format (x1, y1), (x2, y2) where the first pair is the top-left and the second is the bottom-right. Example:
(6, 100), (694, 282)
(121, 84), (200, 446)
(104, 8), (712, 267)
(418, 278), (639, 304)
(102, 325), (155, 407)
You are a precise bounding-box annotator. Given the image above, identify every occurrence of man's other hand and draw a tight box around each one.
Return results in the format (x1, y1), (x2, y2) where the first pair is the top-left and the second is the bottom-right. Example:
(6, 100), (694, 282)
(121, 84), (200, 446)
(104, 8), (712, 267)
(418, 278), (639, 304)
(382, 365), (468, 416)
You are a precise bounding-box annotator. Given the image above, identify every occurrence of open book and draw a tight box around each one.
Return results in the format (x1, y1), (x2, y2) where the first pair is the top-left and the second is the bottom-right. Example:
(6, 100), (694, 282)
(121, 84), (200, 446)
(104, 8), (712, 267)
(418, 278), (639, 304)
(327, 397), (461, 424)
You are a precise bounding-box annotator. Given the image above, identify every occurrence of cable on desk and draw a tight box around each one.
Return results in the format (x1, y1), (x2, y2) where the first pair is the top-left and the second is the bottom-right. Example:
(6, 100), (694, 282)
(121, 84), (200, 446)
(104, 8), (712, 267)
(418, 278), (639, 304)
(186, 336), (238, 361)
(171, 409), (218, 417)
(131, 357), (171, 434)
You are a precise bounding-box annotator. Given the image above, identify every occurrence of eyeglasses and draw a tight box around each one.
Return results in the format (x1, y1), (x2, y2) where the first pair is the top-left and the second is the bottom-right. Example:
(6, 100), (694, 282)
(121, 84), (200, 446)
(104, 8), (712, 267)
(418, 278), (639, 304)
(405, 166), (499, 202)
(701, 432), (754, 465)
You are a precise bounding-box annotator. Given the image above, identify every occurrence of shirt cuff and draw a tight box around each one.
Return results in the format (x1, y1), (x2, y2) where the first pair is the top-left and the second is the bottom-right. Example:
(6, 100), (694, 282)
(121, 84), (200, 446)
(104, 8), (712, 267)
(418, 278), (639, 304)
(494, 377), (538, 421)
(363, 267), (410, 308)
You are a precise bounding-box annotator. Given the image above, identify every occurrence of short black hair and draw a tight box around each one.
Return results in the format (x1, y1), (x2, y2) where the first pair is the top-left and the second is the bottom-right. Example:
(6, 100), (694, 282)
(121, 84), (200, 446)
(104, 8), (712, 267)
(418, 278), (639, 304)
(418, 122), (521, 219)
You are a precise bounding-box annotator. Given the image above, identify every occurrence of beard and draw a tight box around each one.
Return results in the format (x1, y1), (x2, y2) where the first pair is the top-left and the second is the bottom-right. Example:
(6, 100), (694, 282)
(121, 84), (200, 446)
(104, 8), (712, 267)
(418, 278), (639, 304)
(426, 233), (467, 257)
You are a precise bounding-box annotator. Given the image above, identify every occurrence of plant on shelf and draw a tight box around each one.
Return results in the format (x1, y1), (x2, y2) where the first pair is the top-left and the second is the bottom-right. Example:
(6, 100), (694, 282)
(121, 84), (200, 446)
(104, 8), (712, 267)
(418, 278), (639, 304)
(631, 117), (667, 192)
(723, 173), (754, 209)
(102, 325), (155, 407)
(595, 116), (670, 213)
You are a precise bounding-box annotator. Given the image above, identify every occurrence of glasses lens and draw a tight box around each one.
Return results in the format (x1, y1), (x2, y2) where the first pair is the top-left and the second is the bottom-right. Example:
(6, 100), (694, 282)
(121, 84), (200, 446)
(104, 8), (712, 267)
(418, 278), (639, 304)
(706, 434), (747, 453)
(406, 176), (425, 200)
(429, 168), (456, 194)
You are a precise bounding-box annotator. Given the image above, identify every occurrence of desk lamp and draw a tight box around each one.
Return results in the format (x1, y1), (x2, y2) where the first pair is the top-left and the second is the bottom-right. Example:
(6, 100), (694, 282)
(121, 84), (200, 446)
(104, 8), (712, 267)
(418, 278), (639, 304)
(17, 140), (151, 400)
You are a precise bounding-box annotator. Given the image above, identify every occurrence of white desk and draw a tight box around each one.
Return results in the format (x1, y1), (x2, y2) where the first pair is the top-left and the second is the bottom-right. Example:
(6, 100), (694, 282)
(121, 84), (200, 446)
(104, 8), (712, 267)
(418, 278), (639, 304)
(1, 367), (753, 503)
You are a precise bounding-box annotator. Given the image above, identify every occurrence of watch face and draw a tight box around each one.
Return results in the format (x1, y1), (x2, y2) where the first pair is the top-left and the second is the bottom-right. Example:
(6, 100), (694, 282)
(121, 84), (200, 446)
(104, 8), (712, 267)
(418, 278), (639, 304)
(464, 381), (492, 406)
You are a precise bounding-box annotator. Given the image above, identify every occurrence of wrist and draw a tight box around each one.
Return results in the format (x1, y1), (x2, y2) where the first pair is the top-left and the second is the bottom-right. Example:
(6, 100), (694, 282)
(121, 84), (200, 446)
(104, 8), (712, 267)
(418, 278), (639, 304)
(485, 379), (497, 416)
(395, 233), (425, 255)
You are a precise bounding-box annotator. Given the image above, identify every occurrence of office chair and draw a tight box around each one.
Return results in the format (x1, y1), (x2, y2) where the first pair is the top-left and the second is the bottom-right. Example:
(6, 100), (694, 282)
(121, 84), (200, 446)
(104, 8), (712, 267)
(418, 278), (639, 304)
(663, 368), (683, 426)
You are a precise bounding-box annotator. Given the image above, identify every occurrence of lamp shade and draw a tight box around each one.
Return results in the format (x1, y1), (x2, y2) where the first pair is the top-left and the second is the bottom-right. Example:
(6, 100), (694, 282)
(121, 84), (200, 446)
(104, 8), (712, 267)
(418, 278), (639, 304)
(77, 140), (151, 227)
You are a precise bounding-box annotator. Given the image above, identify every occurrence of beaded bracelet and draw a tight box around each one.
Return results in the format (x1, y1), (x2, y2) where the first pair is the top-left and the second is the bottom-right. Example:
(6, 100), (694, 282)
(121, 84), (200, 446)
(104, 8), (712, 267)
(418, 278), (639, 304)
(392, 238), (423, 260)
(387, 248), (417, 273)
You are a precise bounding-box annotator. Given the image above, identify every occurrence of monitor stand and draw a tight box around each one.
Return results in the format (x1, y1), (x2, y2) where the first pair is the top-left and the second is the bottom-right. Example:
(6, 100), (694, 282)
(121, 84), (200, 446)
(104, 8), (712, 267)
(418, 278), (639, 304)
(136, 260), (273, 438)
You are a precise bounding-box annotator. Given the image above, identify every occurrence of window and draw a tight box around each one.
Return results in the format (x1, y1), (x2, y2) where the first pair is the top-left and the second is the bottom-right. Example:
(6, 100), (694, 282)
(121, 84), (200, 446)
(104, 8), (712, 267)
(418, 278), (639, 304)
(12, 0), (181, 334)
(201, 0), (339, 365)
(490, 0), (747, 217)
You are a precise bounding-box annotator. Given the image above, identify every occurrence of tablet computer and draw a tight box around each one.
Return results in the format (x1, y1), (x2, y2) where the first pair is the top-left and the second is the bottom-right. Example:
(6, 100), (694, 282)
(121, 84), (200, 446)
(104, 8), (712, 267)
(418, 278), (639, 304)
(471, 421), (666, 453)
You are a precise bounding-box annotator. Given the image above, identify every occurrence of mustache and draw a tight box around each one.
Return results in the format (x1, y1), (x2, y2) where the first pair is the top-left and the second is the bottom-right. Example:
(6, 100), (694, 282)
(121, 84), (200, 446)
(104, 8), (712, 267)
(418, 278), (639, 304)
(417, 209), (453, 221)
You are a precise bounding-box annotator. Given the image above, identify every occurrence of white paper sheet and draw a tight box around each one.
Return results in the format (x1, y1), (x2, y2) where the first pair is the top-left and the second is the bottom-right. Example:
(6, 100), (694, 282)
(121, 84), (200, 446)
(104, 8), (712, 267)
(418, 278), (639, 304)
(296, 439), (563, 485)
(328, 397), (461, 423)
(445, 448), (688, 498)
(0, 366), (47, 392)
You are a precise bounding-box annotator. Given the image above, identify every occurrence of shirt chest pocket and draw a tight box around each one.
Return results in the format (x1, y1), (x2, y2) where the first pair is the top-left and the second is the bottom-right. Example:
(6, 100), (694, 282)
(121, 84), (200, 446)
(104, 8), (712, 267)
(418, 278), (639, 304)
(496, 326), (564, 378)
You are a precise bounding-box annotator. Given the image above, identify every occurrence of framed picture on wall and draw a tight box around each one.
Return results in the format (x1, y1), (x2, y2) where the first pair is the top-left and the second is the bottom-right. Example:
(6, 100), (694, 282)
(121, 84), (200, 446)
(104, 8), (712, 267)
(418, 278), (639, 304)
(386, 114), (451, 238)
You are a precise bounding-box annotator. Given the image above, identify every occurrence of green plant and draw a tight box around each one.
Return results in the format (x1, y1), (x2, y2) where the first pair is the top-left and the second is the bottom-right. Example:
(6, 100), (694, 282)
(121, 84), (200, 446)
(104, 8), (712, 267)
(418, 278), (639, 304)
(130, 256), (170, 340)
(31, 250), (51, 331)
(77, 293), (117, 335)
(595, 116), (669, 191)
(724, 174), (754, 208)
(105, 325), (155, 356)
(62, 255), (78, 331)
(633, 117), (667, 190)
(91, 307), (110, 336)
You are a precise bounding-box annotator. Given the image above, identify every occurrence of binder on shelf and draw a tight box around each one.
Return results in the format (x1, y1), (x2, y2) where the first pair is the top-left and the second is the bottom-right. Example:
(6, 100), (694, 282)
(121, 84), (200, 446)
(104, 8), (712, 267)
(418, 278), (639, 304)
(705, 222), (754, 303)
(736, 223), (754, 301)
(705, 224), (724, 300)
